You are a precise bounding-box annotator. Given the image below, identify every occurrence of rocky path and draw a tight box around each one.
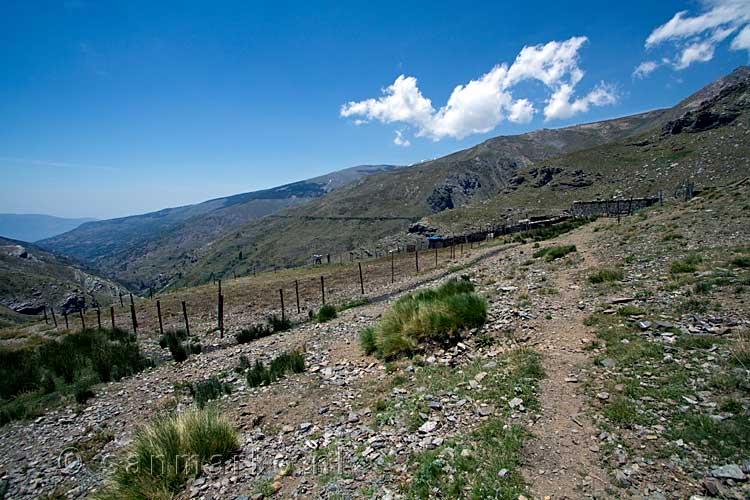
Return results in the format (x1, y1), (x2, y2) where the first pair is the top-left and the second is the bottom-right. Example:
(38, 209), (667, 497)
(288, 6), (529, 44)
(519, 226), (610, 499)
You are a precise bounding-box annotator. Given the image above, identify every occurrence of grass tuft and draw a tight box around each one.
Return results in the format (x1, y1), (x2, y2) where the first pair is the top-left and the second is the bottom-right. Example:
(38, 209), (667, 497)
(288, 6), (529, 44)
(589, 268), (624, 284)
(533, 244), (577, 262)
(361, 278), (487, 360)
(95, 407), (238, 499)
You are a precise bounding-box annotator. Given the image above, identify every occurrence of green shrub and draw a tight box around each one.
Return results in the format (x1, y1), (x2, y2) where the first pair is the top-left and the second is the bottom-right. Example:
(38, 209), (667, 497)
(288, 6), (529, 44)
(267, 315), (292, 332)
(360, 327), (377, 355)
(364, 278), (487, 360)
(316, 304), (338, 323)
(235, 324), (271, 344)
(533, 245), (577, 261)
(589, 268), (624, 284)
(74, 376), (97, 404)
(671, 254), (702, 274)
(0, 328), (150, 425)
(95, 407), (238, 499)
(246, 350), (305, 388)
(160, 330), (200, 362)
(693, 281), (713, 294)
(191, 378), (232, 408)
(731, 256), (750, 268)
(235, 315), (291, 344)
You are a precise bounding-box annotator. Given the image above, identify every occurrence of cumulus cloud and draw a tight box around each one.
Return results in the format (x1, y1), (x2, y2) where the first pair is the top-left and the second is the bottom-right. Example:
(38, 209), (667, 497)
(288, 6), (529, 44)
(633, 60), (660, 78)
(642, 0), (750, 73)
(544, 83), (618, 121)
(341, 36), (616, 142)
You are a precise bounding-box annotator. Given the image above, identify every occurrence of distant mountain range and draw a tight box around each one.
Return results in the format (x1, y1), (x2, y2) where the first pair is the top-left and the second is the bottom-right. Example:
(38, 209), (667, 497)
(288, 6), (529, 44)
(28, 66), (750, 297)
(0, 214), (96, 242)
(37, 164), (400, 290)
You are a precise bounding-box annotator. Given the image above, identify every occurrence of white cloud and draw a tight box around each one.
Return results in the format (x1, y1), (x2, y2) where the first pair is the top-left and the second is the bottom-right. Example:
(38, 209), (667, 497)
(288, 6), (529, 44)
(643, 0), (750, 72)
(544, 83), (618, 121)
(341, 36), (616, 142)
(633, 60), (660, 78)
(508, 99), (535, 124)
(340, 75), (434, 128)
(393, 130), (411, 147)
(675, 40), (717, 69)
(732, 25), (750, 50)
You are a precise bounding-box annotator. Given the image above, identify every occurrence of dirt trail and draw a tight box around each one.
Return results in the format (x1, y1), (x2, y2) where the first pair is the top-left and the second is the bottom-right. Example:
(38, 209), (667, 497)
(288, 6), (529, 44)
(521, 225), (611, 499)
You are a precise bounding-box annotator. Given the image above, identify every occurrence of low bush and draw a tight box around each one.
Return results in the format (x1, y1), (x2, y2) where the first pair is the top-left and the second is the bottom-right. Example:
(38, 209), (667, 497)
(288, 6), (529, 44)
(191, 377), (232, 408)
(95, 407), (238, 499)
(267, 314), (292, 333)
(235, 315), (292, 344)
(589, 268), (624, 284)
(246, 350), (305, 388)
(533, 245), (577, 262)
(671, 254), (702, 274)
(235, 324), (271, 344)
(316, 304), (338, 323)
(360, 327), (377, 355)
(160, 330), (201, 362)
(361, 278), (487, 360)
(731, 256), (750, 268)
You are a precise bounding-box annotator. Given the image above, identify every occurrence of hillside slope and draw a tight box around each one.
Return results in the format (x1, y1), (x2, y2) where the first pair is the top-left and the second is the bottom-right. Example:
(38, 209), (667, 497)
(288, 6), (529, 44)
(181, 67), (749, 287)
(38, 164), (399, 290)
(0, 236), (127, 316)
(424, 65), (750, 232)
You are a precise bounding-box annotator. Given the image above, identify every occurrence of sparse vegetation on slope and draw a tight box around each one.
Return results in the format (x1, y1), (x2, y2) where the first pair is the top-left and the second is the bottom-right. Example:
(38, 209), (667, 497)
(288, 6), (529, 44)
(0, 328), (151, 425)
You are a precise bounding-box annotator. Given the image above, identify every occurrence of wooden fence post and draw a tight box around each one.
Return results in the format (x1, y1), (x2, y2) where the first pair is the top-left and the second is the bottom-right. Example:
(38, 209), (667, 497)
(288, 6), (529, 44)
(434, 247), (438, 267)
(156, 300), (164, 336)
(279, 288), (285, 322)
(218, 294), (224, 338)
(217, 280), (223, 338)
(320, 276), (326, 305)
(51, 307), (58, 328)
(63, 311), (69, 329)
(129, 294), (138, 335)
(295, 280), (301, 314)
(415, 248), (420, 272)
(79, 309), (86, 330)
(110, 306), (115, 329)
(43, 306), (48, 324)
(391, 251), (395, 284)
(119, 293), (123, 307)
(358, 262), (365, 295)
(182, 301), (190, 336)
(96, 308), (101, 330)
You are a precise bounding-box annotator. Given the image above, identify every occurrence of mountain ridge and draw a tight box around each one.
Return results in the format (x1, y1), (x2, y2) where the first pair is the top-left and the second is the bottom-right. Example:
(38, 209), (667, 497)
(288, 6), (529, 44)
(0, 214), (97, 242)
(37, 66), (750, 292)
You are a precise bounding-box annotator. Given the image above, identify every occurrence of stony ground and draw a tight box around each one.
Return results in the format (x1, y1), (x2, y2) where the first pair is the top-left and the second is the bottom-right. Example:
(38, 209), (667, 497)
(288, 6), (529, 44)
(1, 182), (749, 500)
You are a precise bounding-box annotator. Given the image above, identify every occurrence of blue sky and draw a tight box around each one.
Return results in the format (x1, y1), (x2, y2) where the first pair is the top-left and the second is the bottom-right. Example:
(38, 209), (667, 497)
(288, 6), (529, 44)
(1, 0), (748, 218)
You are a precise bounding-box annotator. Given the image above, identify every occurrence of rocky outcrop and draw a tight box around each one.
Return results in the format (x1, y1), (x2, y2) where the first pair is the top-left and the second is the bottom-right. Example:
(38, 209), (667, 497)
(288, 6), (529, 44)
(662, 109), (740, 135)
(427, 174), (482, 212)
